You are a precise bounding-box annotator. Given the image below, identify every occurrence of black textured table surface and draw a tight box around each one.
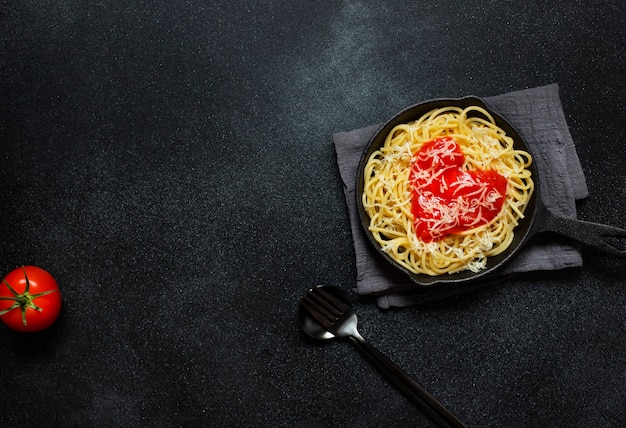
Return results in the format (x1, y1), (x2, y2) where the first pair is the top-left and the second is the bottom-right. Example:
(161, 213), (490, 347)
(1, 2), (625, 427)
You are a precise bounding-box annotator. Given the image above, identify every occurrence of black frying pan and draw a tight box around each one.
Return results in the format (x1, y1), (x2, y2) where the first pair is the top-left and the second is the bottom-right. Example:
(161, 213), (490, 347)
(356, 97), (626, 287)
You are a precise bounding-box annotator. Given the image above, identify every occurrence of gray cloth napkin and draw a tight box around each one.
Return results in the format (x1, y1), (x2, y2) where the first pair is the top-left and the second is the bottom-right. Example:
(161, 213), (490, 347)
(333, 84), (588, 308)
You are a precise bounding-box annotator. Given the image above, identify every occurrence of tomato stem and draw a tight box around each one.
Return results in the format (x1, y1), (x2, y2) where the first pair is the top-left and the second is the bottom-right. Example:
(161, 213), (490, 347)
(2, 279), (19, 296)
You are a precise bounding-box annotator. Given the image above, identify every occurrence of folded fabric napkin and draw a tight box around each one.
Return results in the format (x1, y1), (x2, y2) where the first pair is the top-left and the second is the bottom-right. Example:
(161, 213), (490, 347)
(333, 84), (588, 308)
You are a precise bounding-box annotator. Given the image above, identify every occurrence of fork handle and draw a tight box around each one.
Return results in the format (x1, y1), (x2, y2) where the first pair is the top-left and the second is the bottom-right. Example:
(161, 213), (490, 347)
(348, 335), (466, 428)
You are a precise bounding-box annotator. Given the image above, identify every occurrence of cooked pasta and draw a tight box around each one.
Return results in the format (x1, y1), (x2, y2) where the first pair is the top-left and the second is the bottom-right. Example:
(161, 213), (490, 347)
(361, 105), (534, 275)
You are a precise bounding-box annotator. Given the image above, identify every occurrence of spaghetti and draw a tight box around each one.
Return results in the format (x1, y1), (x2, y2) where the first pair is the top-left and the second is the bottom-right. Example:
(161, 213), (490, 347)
(361, 106), (534, 275)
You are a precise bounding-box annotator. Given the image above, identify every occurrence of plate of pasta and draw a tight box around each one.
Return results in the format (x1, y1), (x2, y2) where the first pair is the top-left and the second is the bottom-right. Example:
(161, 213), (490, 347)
(356, 97), (626, 286)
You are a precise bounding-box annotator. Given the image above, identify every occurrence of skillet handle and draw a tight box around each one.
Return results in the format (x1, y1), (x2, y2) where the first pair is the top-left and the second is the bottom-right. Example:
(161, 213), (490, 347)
(539, 209), (626, 257)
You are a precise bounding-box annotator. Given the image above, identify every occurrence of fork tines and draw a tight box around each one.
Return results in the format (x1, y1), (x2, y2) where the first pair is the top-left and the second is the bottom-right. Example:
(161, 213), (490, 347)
(301, 287), (350, 330)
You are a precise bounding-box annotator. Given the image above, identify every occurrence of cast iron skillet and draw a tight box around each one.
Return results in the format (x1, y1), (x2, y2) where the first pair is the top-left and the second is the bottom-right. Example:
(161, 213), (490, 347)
(356, 97), (626, 287)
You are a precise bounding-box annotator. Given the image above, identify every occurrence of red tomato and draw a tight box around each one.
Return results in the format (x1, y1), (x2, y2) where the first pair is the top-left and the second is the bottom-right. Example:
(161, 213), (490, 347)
(0, 266), (62, 332)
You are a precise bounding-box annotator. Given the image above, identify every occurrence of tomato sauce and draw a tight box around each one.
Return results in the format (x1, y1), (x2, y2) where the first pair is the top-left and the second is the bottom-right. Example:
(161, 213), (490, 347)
(409, 137), (508, 242)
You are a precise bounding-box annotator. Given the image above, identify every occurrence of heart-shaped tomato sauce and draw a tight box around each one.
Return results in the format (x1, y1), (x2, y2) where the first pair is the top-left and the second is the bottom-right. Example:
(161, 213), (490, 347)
(409, 137), (508, 242)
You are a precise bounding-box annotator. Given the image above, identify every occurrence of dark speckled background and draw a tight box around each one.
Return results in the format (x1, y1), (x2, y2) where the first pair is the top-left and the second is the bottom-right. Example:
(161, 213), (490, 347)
(1, 1), (625, 427)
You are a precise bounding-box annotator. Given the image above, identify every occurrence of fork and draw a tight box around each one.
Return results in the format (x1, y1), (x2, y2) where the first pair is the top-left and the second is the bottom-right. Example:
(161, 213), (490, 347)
(299, 285), (466, 428)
